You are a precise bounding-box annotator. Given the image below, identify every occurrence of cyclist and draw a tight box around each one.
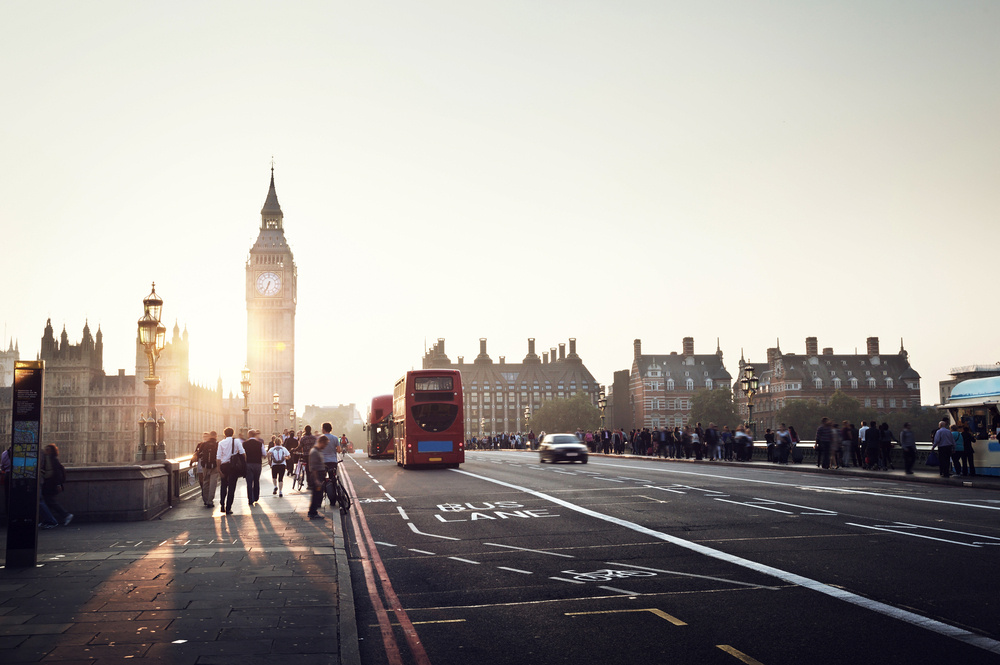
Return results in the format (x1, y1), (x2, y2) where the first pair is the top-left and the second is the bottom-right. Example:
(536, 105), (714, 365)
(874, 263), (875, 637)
(268, 435), (290, 497)
(320, 422), (342, 508)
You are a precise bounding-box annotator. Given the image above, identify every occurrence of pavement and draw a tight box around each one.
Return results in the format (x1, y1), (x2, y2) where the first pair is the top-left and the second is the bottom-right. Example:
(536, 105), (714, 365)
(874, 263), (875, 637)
(587, 447), (1000, 490)
(0, 475), (360, 664)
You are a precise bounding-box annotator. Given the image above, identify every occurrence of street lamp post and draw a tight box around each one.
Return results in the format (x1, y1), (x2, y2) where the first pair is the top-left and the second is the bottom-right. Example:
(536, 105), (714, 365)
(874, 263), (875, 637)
(240, 366), (251, 439)
(272, 393), (280, 439)
(598, 387), (607, 431)
(136, 283), (166, 461)
(740, 363), (760, 440)
(288, 408), (295, 438)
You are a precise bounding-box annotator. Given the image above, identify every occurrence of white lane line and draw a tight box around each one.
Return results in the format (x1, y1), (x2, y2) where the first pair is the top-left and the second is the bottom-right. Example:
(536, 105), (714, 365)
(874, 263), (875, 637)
(407, 522), (460, 541)
(409, 549), (436, 555)
(617, 477), (653, 483)
(377, 485), (387, 491)
(384, 493), (397, 502)
(594, 477), (625, 483)
(374, 541), (397, 547)
(847, 523), (982, 548)
(449, 557), (481, 565)
(453, 468), (1000, 656)
(714, 498), (793, 514)
(598, 586), (639, 595)
(893, 522), (1000, 541)
(610, 562), (780, 590)
(645, 485), (687, 494)
(552, 470), (576, 475)
(550, 576), (586, 584)
(752, 499), (837, 515)
(397, 507), (409, 521)
(483, 542), (575, 558)
(589, 462), (1000, 512)
(497, 566), (533, 574)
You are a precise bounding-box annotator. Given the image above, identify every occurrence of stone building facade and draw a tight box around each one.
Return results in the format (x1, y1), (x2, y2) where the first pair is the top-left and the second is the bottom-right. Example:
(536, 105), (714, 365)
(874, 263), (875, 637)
(422, 338), (600, 436)
(0, 320), (241, 465)
(736, 336), (921, 432)
(0, 338), (19, 387)
(627, 337), (733, 431)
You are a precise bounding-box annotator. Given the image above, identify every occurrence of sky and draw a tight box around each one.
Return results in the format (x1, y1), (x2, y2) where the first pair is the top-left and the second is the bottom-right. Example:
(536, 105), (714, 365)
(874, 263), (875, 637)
(2, 1), (998, 414)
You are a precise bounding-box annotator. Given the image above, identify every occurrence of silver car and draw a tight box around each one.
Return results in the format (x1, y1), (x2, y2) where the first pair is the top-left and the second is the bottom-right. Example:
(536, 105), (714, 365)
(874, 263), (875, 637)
(538, 433), (589, 464)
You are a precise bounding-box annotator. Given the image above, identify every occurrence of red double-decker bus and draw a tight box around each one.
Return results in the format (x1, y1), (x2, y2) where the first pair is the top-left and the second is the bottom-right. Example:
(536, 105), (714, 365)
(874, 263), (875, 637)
(365, 394), (395, 459)
(393, 369), (465, 468)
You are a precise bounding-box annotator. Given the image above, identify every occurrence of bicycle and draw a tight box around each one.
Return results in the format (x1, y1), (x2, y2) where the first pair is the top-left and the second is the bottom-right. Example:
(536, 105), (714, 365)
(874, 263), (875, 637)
(292, 460), (306, 492)
(324, 465), (352, 515)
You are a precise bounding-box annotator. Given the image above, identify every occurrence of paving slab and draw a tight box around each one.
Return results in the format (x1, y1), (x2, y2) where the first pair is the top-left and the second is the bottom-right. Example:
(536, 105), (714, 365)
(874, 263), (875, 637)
(0, 478), (358, 664)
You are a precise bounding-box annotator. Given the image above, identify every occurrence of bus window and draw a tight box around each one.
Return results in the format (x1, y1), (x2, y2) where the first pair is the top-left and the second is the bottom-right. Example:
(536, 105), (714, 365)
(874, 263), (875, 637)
(411, 404), (459, 432)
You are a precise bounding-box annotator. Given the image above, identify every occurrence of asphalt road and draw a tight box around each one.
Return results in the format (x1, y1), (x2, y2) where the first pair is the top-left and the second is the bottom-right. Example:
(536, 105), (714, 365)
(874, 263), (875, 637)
(339, 451), (1000, 665)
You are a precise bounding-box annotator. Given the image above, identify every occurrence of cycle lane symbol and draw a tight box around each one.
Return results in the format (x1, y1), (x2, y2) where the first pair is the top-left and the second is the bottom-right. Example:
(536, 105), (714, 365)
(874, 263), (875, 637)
(561, 569), (657, 582)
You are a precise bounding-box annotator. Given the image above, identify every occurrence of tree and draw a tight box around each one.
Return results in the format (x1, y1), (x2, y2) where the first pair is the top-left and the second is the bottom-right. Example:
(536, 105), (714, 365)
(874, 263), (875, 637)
(530, 393), (600, 433)
(690, 388), (738, 429)
(775, 399), (826, 434)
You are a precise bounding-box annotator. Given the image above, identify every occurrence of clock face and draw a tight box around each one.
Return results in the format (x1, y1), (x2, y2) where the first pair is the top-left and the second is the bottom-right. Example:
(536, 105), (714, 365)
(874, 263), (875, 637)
(255, 271), (282, 296)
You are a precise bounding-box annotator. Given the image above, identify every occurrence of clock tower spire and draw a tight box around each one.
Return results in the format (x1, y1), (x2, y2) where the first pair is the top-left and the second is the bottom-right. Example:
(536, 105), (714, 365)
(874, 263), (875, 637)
(246, 166), (297, 434)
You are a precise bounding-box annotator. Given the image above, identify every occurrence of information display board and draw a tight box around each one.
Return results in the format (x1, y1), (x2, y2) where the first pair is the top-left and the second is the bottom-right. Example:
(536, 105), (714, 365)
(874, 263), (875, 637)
(6, 360), (44, 567)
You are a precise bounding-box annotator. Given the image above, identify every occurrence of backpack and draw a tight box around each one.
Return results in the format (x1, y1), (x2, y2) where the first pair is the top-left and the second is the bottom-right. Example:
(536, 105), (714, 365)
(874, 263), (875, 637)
(198, 442), (216, 469)
(53, 457), (66, 486)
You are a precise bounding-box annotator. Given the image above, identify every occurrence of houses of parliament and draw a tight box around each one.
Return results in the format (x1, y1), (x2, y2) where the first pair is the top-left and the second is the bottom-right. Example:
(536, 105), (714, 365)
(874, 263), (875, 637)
(0, 171), (298, 464)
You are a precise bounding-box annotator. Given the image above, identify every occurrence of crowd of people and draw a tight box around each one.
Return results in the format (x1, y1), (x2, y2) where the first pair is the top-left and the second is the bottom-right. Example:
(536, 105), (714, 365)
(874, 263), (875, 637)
(463, 419), (982, 478)
(192, 424), (352, 520)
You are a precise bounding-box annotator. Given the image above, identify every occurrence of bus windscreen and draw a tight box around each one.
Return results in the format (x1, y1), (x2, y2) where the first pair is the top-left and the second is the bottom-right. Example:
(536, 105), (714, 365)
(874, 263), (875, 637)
(414, 376), (453, 391)
(410, 404), (459, 432)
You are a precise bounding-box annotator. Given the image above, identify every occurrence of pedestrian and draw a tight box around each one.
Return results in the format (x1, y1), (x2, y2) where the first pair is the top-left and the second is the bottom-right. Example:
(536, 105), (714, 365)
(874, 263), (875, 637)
(878, 422), (896, 471)
(815, 418), (833, 469)
(308, 435), (329, 520)
(960, 425), (976, 476)
(776, 424), (791, 465)
(40, 444), (72, 528)
(194, 432), (219, 509)
(765, 428), (776, 462)
(216, 427), (245, 515)
(930, 420), (954, 478)
(951, 424), (965, 476)
(244, 429), (266, 506)
(863, 421), (880, 470)
(268, 436), (290, 497)
(899, 422), (917, 474)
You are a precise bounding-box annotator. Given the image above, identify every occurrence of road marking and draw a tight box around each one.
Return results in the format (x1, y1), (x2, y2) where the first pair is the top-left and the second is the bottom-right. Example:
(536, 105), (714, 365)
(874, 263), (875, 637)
(645, 485), (687, 494)
(407, 522), (460, 541)
(594, 477), (625, 483)
(598, 586), (639, 595)
(751, 499), (837, 515)
(374, 541), (397, 547)
(566, 608), (686, 625)
(397, 507), (409, 521)
(717, 644), (764, 664)
(610, 562), (780, 590)
(448, 557), (481, 565)
(409, 549), (436, 555)
(589, 461), (1000, 512)
(550, 576), (586, 584)
(497, 566), (533, 574)
(453, 468), (1000, 656)
(714, 498), (793, 514)
(847, 523), (982, 548)
(483, 542), (575, 558)
(893, 521), (1000, 542)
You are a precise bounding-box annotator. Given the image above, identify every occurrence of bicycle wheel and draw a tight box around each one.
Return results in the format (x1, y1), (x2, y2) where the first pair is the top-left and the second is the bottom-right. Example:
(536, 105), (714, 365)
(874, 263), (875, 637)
(336, 477), (351, 514)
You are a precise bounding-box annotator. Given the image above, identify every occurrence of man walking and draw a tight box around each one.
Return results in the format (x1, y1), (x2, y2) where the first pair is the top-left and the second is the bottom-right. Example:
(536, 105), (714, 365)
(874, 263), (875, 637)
(815, 417), (833, 469)
(307, 435), (329, 520)
(244, 429), (266, 506)
(216, 427), (245, 515)
(194, 432), (218, 509)
(931, 420), (954, 478)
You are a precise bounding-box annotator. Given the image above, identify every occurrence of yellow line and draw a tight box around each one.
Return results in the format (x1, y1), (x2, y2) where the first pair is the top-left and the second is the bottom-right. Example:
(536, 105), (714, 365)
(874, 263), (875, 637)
(565, 608), (686, 626)
(369, 619), (467, 627)
(717, 645), (764, 664)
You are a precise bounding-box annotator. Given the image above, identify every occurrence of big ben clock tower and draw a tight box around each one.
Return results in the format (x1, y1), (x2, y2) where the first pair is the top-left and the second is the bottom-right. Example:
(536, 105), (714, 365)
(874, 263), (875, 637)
(247, 167), (296, 434)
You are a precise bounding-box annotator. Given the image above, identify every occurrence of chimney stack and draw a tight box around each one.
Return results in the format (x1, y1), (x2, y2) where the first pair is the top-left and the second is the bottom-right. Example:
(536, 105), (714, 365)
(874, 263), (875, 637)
(480, 338), (487, 356)
(805, 337), (818, 356)
(437, 338), (445, 354)
(559, 343), (566, 360)
(823, 347), (833, 355)
(683, 337), (694, 356)
(634, 339), (642, 360)
(543, 352), (549, 364)
(528, 338), (536, 355)
(568, 338), (578, 357)
(866, 337), (880, 356)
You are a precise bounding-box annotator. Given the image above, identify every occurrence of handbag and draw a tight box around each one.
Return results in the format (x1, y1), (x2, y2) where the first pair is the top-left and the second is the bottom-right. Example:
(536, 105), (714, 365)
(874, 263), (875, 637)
(229, 438), (247, 476)
(925, 451), (939, 466)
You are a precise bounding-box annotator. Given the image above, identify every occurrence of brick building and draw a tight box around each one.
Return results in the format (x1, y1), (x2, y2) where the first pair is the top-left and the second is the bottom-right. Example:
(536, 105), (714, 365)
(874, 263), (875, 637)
(626, 337), (732, 431)
(736, 336), (921, 432)
(422, 337), (599, 436)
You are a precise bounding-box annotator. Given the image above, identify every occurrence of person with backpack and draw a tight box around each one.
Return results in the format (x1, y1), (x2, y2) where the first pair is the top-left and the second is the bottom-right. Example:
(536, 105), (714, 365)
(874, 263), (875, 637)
(194, 432), (219, 508)
(268, 436), (290, 497)
(40, 444), (72, 528)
